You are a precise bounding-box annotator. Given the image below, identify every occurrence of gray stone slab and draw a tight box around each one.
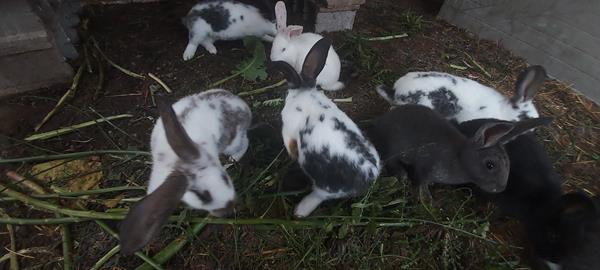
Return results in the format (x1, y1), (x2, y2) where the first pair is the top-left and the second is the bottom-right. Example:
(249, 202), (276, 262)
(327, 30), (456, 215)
(0, 48), (73, 98)
(439, 0), (600, 104)
(0, 0), (52, 56)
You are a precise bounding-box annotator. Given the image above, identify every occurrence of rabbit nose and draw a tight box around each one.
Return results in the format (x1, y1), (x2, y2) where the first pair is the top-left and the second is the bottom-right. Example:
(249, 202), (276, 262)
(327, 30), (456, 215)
(211, 200), (235, 217)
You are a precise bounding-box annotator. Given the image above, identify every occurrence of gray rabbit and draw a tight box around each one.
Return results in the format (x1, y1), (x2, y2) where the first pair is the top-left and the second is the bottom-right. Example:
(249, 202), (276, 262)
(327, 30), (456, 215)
(367, 104), (551, 202)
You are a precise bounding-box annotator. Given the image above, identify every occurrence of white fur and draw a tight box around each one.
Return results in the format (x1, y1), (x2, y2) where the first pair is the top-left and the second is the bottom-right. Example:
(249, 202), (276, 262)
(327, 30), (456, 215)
(377, 71), (539, 122)
(270, 1), (344, 91)
(271, 33), (344, 91)
(544, 260), (562, 270)
(183, 1), (277, 60)
(148, 89), (251, 214)
(282, 89), (381, 216)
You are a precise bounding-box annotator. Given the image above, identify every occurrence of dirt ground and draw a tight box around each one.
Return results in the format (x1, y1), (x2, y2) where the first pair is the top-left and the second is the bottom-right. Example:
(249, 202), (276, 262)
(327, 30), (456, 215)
(1, 0), (599, 269)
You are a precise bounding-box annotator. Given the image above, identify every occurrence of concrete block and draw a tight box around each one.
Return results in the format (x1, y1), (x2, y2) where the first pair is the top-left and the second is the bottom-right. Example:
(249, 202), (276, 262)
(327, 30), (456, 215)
(315, 9), (358, 33)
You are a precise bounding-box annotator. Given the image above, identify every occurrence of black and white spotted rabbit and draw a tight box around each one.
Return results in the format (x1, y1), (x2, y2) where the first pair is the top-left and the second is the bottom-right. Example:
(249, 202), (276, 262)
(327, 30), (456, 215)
(376, 66), (547, 122)
(270, 38), (381, 217)
(182, 0), (277, 60)
(119, 90), (251, 254)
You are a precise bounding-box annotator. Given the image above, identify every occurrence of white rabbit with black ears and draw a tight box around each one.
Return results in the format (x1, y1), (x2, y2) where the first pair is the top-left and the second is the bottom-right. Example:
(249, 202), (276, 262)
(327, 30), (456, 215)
(270, 37), (381, 217)
(119, 89), (251, 255)
(269, 1), (344, 91)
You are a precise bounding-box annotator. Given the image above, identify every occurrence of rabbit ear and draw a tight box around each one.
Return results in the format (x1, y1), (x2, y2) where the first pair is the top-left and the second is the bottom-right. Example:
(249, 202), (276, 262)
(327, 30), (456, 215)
(275, 1), (287, 32)
(513, 65), (546, 103)
(286, 25), (303, 38)
(156, 98), (200, 161)
(472, 122), (514, 148)
(498, 117), (553, 144)
(119, 172), (188, 255)
(268, 61), (301, 88)
(300, 38), (332, 85)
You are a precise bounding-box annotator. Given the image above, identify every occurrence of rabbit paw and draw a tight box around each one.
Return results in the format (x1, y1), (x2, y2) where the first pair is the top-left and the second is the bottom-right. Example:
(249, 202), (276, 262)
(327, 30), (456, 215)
(202, 42), (217, 55)
(183, 44), (198, 61)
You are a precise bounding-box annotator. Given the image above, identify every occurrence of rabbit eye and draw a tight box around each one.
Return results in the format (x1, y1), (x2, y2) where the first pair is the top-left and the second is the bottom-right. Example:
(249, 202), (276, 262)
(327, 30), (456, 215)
(485, 161), (495, 170)
(281, 48), (286, 52)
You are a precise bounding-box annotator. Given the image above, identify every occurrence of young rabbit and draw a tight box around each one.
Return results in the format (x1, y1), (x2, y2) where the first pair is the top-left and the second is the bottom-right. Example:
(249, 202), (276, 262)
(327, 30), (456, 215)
(459, 119), (600, 269)
(270, 1), (344, 91)
(457, 118), (561, 218)
(367, 104), (552, 202)
(529, 193), (600, 270)
(119, 89), (252, 255)
(270, 37), (380, 217)
(182, 0), (277, 60)
(376, 65), (547, 122)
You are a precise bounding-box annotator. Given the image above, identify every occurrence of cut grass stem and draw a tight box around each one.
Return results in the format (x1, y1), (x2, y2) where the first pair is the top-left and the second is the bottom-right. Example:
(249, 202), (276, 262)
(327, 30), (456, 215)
(25, 114), (133, 141)
(0, 150), (150, 164)
(91, 245), (120, 270)
(148, 73), (173, 93)
(135, 222), (207, 270)
(238, 79), (286, 97)
(35, 64), (86, 131)
(364, 33), (408, 41)
(91, 37), (145, 79)
(94, 220), (164, 270)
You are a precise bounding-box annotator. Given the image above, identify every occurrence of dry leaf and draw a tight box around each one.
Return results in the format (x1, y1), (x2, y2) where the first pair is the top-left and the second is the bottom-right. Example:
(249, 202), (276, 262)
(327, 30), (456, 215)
(104, 194), (124, 208)
(30, 157), (103, 192)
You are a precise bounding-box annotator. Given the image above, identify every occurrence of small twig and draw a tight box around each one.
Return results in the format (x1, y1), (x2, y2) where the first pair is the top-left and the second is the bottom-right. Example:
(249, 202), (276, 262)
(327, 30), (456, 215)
(449, 64), (468, 70)
(91, 245), (120, 270)
(148, 73), (173, 93)
(135, 222), (207, 270)
(333, 97), (353, 103)
(83, 45), (93, 73)
(25, 114), (133, 141)
(0, 150), (150, 164)
(0, 217), (88, 225)
(6, 171), (72, 270)
(93, 54), (105, 100)
(238, 79), (286, 97)
(91, 37), (145, 79)
(0, 209), (19, 270)
(89, 108), (143, 145)
(95, 221), (164, 270)
(209, 71), (243, 88)
(463, 52), (492, 78)
(0, 247), (55, 264)
(5, 171), (46, 195)
(364, 33), (408, 41)
(0, 182), (125, 220)
(62, 224), (73, 270)
(240, 149), (285, 196)
(35, 64), (86, 131)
